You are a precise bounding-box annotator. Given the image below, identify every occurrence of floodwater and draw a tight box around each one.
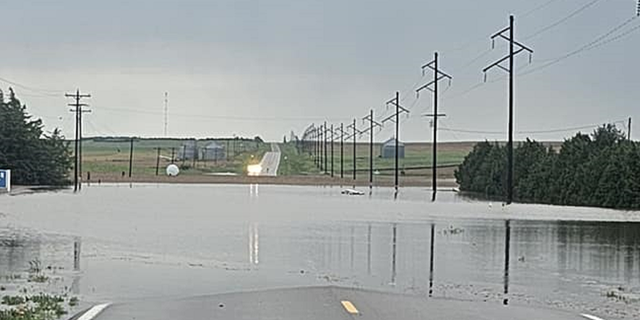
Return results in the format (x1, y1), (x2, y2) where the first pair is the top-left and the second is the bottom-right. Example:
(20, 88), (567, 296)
(0, 184), (639, 319)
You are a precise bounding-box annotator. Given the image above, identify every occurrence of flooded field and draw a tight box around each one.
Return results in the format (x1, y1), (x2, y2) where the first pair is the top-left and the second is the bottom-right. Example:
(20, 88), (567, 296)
(1, 184), (639, 319)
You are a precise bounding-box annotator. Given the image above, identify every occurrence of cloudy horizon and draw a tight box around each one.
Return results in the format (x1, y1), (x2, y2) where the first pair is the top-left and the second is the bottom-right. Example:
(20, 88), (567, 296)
(1, 0), (638, 142)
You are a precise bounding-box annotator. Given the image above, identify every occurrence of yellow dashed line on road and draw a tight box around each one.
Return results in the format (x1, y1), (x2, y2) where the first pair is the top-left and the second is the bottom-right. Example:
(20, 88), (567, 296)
(341, 300), (359, 315)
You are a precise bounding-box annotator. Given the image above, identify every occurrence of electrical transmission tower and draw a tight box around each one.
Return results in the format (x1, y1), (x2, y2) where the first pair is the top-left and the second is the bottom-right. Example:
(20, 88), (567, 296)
(65, 89), (91, 192)
(382, 92), (410, 191)
(346, 119), (363, 185)
(483, 15), (533, 205)
(336, 123), (345, 179)
(319, 123), (325, 172)
(330, 124), (335, 177)
(417, 52), (452, 201)
(363, 110), (383, 189)
(323, 122), (330, 175)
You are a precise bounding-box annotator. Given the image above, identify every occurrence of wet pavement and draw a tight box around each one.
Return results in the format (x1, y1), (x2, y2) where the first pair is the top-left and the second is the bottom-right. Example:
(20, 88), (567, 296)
(0, 184), (639, 319)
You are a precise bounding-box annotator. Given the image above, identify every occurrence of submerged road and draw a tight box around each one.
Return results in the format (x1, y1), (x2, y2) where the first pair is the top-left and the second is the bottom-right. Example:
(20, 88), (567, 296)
(257, 143), (281, 176)
(88, 286), (585, 320)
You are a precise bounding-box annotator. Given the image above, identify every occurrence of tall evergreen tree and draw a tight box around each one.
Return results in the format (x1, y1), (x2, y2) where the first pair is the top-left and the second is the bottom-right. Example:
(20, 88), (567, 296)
(0, 88), (72, 185)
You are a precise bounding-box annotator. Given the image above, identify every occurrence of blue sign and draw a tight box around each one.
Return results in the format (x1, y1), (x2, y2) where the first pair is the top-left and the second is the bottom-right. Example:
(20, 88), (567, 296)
(0, 170), (10, 191)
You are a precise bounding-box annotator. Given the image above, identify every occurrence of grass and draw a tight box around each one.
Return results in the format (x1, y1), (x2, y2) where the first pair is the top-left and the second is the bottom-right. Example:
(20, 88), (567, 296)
(79, 138), (270, 178)
(2, 296), (25, 306)
(27, 275), (48, 284)
(280, 141), (474, 178)
(0, 294), (68, 320)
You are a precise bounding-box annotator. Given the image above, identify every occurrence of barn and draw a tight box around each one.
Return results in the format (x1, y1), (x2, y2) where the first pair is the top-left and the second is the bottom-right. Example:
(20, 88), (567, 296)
(380, 138), (405, 159)
(201, 141), (226, 161)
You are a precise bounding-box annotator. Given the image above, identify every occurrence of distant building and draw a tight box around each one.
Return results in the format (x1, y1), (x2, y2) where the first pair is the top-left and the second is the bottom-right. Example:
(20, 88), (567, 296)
(201, 141), (226, 161)
(381, 138), (405, 159)
(177, 140), (198, 160)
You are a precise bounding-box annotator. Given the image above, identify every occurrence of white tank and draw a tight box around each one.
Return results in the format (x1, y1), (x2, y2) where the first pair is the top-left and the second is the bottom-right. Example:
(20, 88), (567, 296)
(166, 164), (180, 176)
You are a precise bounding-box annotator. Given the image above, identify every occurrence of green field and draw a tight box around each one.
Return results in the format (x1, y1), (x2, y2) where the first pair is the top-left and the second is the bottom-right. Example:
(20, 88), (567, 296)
(76, 137), (477, 183)
(278, 141), (475, 178)
(79, 138), (270, 179)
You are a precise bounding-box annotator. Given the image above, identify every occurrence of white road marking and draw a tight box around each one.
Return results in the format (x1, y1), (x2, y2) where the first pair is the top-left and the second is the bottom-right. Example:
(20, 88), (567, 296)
(77, 303), (111, 320)
(581, 314), (606, 320)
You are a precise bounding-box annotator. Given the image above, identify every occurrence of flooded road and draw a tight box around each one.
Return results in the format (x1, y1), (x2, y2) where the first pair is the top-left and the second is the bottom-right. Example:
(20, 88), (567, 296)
(0, 184), (639, 319)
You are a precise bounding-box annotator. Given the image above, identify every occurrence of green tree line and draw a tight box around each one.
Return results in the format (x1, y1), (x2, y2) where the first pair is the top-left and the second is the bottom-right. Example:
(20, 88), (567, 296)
(0, 88), (72, 185)
(455, 124), (640, 210)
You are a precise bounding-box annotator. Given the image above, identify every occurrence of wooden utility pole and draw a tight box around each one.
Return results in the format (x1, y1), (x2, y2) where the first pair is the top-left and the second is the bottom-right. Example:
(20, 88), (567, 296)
(363, 110), (382, 189)
(340, 123), (344, 179)
(128, 138), (134, 178)
(155, 147), (161, 176)
(330, 124), (334, 177)
(382, 92), (409, 192)
(483, 15), (533, 205)
(65, 89), (91, 192)
(417, 52), (452, 201)
(346, 119), (361, 185)
(324, 121), (328, 175)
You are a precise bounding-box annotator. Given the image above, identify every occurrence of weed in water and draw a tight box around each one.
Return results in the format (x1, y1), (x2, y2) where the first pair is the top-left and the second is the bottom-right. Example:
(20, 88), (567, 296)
(2, 295), (25, 306)
(28, 274), (49, 283)
(68, 297), (79, 307)
(28, 259), (42, 274)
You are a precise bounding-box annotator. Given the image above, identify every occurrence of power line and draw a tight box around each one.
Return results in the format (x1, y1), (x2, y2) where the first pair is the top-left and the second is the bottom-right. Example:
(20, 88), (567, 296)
(519, 15), (639, 77)
(97, 106), (350, 122)
(0, 76), (61, 97)
(521, 0), (566, 18)
(523, 0), (605, 40)
(439, 119), (628, 135)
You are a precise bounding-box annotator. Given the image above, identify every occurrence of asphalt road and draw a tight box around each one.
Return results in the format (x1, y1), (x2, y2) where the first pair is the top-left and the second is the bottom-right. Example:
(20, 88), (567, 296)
(88, 286), (586, 320)
(257, 143), (281, 176)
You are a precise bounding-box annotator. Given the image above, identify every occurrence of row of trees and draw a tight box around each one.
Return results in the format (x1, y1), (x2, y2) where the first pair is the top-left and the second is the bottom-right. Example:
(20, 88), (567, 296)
(0, 88), (72, 185)
(455, 125), (640, 210)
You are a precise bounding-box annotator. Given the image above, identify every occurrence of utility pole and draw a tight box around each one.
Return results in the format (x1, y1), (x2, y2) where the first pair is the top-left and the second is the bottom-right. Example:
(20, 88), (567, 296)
(346, 119), (361, 184)
(483, 15), (533, 205)
(330, 124), (335, 177)
(171, 147), (176, 163)
(181, 145), (187, 167)
(77, 107), (91, 191)
(417, 52), (452, 201)
(128, 137), (134, 178)
(318, 125), (322, 170)
(382, 92), (410, 192)
(321, 124), (325, 171)
(313, 125), (318, 167)
(363, 110), (383, 189)
(164, 92), (168, 136)
(324, 121), (328, 175)
(65, 89), (91, 192)
(628, 117), (632, 141)
(339, 123), (344, 179)
(155, 148), (161, 176)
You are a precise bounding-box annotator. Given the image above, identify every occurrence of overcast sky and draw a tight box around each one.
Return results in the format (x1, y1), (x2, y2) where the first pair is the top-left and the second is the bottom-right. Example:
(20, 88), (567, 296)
(1, 0), (638, 142)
